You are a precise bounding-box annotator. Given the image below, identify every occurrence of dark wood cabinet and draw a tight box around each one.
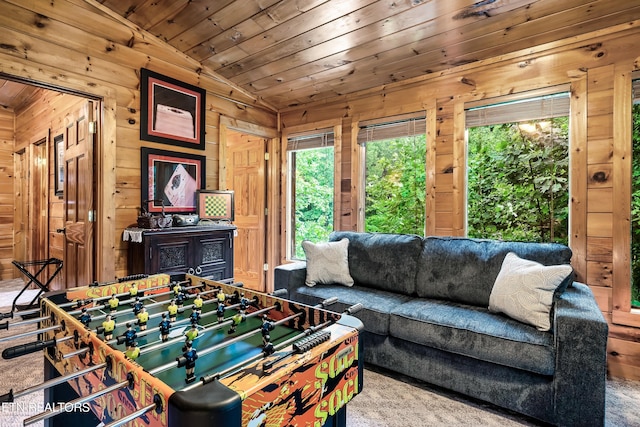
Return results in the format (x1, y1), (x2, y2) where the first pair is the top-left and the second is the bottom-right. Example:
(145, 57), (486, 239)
(127, 226), (236, 281)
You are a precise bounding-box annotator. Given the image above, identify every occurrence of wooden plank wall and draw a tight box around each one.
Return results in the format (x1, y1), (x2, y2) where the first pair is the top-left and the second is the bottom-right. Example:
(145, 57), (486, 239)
(13, 89), (86, 290)
(0, 0), (277, 281)
(280, 23), (640, 379)
(0, 108), (14, 279)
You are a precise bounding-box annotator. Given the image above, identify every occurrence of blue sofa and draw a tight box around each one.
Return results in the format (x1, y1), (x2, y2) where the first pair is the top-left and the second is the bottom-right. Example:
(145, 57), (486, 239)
(274, 232), (608, 426)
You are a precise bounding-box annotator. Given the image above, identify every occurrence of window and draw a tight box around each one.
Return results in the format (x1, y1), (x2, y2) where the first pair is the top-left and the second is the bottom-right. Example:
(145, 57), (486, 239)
(357, 114), (426, 235)
(466, 92), (570, 244)
(286, 129), (335, 260)
(631, 77), (640, 307)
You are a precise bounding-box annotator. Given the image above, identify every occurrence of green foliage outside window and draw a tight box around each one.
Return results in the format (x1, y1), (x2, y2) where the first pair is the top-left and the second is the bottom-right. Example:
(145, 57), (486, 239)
(291, 147), (334, 259)
(467, 118), (569, 245)
(631, 104), (640, 306)
(364, 136), (426, 235)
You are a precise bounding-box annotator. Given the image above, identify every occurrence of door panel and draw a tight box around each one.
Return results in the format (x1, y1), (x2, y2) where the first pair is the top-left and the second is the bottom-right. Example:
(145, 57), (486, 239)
(63, 101), (95, 288)
(226, 133), (266, 291)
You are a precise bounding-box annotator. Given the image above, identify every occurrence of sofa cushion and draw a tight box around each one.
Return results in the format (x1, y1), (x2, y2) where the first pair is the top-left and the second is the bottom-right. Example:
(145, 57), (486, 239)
(489, 252), (573, 331)
(415, 237), (573, 307)
(291, 284), (411, 336)
(330, 231), (423, 295)
(301, 238), (354, 287)
(389, 298), (556, 376)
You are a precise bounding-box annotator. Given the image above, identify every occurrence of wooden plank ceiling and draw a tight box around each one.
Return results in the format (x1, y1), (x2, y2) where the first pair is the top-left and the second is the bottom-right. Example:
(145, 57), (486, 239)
(94, 0), (640, 110)
(3, 0), (640, 112)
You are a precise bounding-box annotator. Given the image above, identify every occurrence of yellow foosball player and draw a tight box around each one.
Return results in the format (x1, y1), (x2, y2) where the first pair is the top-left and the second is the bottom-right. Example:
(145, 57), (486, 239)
(125, 341), (140, 361)
(193, 293), (203, 314)
(107, 293), (119, 314)
(102, 314), (116, 341)
(167, 299), (178, 322)
(129, 282), (139, 298)
(137, 307), (149, 331)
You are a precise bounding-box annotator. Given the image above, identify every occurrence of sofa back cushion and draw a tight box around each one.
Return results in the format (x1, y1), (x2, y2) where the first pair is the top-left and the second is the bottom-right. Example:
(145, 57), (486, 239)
(330, 231), (423, 295)
(415, 237), (573, 307)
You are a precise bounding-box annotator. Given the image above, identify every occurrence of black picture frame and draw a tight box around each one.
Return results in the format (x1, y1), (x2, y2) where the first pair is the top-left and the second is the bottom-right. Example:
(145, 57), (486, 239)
(141, 147), (205, 214)
(140, 68), (206, 150)
(54, 134), (64, 197)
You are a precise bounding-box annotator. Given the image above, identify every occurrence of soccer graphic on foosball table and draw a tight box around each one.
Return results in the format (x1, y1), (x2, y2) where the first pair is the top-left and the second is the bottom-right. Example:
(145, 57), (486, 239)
(0, 273), (363, 427)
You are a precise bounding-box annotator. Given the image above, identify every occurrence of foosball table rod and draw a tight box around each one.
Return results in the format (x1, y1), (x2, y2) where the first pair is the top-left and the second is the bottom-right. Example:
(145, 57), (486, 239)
(0, 323), (61, 343)
(102, 394), (163, 427)
(68, 280), (204, 317)
(0, 359), (110, 403)
(23, 372), (135, 425)
(184, 320), (334, 392)
(172, 297), (340, 377)
(147, 304), (279, 375)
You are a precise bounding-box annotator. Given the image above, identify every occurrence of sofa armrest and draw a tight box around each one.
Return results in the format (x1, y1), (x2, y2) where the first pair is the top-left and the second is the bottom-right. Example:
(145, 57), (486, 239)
(553, 282), (608, 425)
(273, 262), (307, 297)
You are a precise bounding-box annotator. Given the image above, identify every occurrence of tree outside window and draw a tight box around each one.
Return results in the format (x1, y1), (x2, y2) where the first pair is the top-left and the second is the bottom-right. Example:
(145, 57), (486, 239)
(467, 117), (569, 244)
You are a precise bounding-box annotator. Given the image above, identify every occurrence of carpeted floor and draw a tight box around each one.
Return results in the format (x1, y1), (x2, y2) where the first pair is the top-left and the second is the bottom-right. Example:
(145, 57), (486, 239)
(0, 279), (638, 427)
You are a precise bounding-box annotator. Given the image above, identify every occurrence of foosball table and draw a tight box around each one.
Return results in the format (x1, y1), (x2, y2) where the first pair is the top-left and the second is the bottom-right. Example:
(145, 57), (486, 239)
(0, 273), (363, 427)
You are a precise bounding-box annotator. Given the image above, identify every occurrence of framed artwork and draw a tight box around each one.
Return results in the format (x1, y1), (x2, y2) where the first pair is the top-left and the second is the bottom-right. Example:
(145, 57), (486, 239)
(197, 190), (235, 222)
(140, 68), (206, 150)
(54, 134), (64, 197)
(141, 147), (205, 214)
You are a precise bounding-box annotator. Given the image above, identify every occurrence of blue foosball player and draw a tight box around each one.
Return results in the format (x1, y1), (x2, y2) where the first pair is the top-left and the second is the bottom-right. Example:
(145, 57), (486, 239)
(122, 323), (137, 348)
(182, 340), (198, 383)
(261, 315), (274, 345)
(239, 293), (250, 314)
(132, 297), (144, 315)
(189, 310), (201, 325)
(263, 334), (274, 356)
(176, 292), (186, 308)
(216, 302), (225, 323)
(79, 308), (92, 328)
(159, 313), (171, 343)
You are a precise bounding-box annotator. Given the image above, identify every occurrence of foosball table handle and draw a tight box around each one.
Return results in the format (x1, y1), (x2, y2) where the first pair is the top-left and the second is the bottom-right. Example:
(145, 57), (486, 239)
(345, 303), (363, 315)
(0, 388), (13, 403)
(2, 338), (57, 359)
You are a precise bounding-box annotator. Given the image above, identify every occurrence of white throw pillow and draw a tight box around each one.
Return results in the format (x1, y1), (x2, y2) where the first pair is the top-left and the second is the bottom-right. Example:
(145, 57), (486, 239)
(301, 238), (354, 287)
(489, 252), (573, 331)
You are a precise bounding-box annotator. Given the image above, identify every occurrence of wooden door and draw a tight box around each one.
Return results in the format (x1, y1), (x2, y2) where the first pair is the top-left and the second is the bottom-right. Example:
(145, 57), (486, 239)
(63, 101), (96, 288)
(30, 139), (48, 262)
(225, 132), (266, 291)
(13, 148), (28, 276)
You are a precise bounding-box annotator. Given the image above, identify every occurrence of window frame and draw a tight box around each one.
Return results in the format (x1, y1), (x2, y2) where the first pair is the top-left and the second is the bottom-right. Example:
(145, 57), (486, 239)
(354, 112), (429, 235)
(281, 120), (342, 263)
(463, 87), (572, 243)
(612, 68), (640, 328)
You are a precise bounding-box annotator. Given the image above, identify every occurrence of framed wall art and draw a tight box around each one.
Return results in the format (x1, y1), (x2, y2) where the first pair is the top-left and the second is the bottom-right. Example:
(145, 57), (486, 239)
(54, 134), (64, 197)
(141, 147), (205, 214)
(140, 68), (206, 150)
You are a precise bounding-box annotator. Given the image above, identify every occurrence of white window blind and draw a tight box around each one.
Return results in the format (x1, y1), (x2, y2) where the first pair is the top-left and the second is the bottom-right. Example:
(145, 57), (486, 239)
(287, 128), (334, 151)
(357, 113), (426, 144)
(466, 92), (570, 128)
